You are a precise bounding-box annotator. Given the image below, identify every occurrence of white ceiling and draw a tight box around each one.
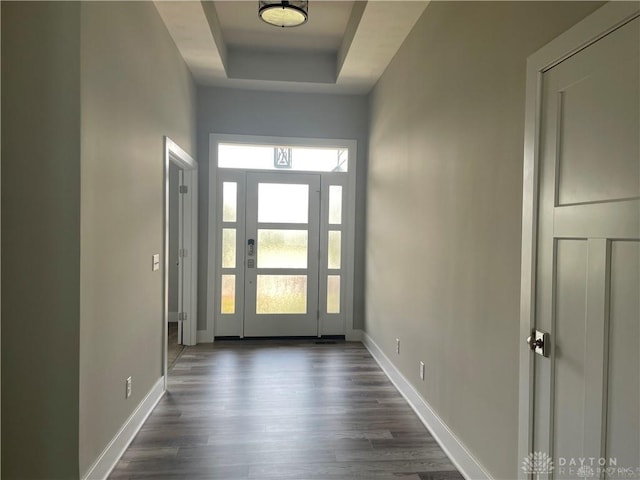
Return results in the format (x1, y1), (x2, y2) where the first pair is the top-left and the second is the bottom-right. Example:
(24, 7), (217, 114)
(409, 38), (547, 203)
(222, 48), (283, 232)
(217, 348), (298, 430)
(216, 1), (354, 52)
(154, 1), (429, 94)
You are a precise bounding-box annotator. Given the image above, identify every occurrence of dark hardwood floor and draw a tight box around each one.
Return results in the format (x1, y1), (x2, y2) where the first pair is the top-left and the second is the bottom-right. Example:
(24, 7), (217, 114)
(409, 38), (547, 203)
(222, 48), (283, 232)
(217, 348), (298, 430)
(167, 322), (184, 369)
(109, 340), (463, 480)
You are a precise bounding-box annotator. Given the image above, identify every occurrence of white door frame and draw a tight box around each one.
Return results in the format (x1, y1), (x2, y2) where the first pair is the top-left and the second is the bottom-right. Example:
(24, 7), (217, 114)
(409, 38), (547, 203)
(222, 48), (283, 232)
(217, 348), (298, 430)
(205, 133), (358, 343)
(517, 3), (640, 476)
(163, 137), (198, 385)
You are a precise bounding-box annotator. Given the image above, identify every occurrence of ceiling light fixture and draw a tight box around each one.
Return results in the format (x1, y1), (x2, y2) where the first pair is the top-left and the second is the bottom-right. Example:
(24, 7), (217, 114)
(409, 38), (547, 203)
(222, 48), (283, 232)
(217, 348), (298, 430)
(258, 1), (308, 28)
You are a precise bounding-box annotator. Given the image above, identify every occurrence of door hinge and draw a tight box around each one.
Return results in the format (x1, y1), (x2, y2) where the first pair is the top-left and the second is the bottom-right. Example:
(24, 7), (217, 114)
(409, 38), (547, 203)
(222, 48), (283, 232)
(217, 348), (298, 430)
(179, 185), (188, 194)
(178, 312), (187, 321)
(179, 248), (188, 258)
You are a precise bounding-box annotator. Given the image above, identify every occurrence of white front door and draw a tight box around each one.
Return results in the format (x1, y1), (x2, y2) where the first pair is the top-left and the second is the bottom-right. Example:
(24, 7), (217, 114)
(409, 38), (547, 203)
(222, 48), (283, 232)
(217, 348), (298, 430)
(530, 13), (639, 478)
(244, 173), (321, 336)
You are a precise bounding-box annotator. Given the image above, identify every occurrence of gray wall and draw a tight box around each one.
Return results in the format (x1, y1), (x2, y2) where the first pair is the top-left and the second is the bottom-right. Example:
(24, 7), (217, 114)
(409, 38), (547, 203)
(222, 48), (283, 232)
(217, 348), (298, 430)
(366, 2), (602, 479)
(2, 3), (81, 477)
(79, 2), (196, 475)
(197, 87), (368, 333)
(2, 2), (196, 477)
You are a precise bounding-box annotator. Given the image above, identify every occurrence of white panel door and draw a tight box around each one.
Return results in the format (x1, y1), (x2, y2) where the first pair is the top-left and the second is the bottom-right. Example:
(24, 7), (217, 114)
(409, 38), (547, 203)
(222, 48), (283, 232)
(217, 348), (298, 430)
(532, 15), (639, 479)
(244, 173), (321, 336)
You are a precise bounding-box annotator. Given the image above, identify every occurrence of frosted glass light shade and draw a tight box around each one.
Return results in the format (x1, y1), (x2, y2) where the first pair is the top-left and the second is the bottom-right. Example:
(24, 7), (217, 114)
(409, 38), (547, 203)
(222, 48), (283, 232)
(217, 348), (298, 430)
(259, 1), (308, 28)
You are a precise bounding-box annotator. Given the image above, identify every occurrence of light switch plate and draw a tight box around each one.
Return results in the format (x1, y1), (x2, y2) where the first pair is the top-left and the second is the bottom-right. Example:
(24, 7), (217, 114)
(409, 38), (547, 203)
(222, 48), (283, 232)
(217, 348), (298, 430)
(152, 254), (160, 271)
(126, 376), (132, 398)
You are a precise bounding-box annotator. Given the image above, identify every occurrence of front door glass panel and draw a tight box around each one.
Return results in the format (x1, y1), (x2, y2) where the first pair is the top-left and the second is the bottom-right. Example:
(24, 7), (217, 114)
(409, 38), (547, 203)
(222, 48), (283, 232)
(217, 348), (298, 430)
(221, 274), (236, 314)
(327, 275), (341, 314)
(256, 275), (308, 314)
(221, 228), (236, 268)
(222, 182), (237, 222)
(328, 185), (342, 224)
(258, 183), (309, 223)
(327, 231), (341, 269)
(257, 229), (308, 269)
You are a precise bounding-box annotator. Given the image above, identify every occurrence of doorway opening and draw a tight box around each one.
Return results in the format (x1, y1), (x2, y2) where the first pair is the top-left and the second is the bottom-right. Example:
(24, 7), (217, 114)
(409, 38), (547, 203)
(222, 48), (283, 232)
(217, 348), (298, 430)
(163, 137), (198, 382)
(206, 135), (357, 340)
(167, 163), (184, 366)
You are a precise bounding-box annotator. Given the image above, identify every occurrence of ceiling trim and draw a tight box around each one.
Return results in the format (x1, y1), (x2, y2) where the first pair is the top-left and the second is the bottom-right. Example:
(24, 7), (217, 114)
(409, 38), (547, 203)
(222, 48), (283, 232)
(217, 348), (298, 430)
(155, 1), (430, 94)
(154, 1), (227, 80)
(337, 1), (430, 90)
(227, 48), (337, 84)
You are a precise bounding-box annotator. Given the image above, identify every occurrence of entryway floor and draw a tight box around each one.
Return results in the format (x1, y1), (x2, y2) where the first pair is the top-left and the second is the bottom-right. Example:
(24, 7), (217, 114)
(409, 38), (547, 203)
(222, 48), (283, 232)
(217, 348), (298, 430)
(167, 322), (184, 369)
(109, 340), (463, 480)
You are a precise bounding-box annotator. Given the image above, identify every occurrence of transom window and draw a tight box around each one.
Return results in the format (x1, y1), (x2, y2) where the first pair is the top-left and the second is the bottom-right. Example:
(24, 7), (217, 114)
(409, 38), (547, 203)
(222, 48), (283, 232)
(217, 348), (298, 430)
(218, 143), (348, 172)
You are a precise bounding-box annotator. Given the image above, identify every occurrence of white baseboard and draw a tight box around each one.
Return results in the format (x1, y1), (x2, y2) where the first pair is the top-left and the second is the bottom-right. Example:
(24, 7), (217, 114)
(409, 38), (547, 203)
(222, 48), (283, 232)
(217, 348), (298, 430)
(168, 311), (179, 323)
(362, 333), (491, 480)
(82, 377), (165, 480)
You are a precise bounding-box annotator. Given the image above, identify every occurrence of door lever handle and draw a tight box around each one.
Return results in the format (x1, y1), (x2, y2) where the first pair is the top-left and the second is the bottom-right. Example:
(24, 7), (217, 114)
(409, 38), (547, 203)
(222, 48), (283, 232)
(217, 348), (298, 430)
(526, 330), (550, 357)
(526, 336), (543, 350)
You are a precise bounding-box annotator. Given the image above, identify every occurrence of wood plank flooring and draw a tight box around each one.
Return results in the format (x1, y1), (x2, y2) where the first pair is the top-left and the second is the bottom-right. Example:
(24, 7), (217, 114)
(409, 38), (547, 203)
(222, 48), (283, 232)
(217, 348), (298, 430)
(167, 322), (184, 369)
(109, 340), (463, 480)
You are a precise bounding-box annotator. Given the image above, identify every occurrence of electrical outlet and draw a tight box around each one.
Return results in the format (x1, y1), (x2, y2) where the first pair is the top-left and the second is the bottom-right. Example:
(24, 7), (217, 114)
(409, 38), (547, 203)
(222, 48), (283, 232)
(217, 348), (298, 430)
(126, 376), (132, 398)
(396, 338), (400, 355)
(420, 361), (425, 380)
